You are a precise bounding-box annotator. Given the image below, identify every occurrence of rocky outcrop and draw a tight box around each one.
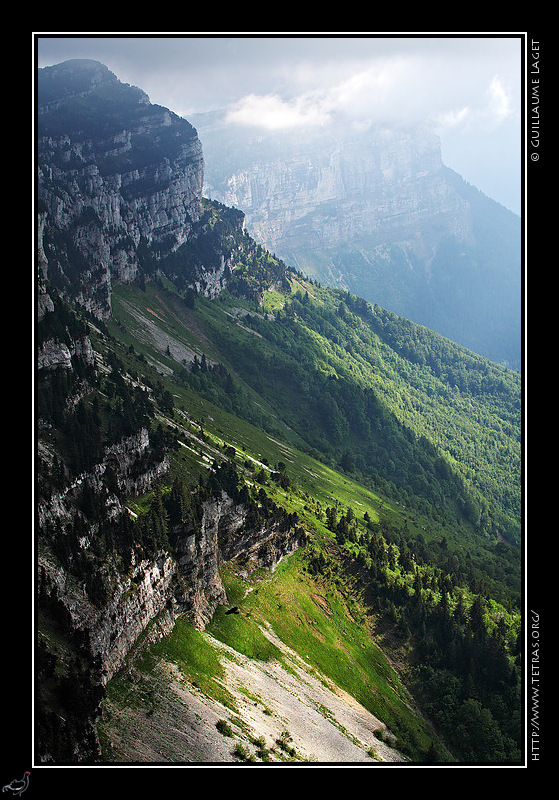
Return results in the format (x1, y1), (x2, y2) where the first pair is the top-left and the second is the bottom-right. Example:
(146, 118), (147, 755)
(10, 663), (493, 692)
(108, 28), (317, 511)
(37, 427), (168, 534)
(37, 333), (95, 372)
(37, 59), (205, 319)
(219, 505), (306, 577)
(174, 491), (307, 630)
(38, 544), (178, 682)
(103, 428), (170, 496)
(39, 489), (306, 688)
(174, 492), (247, 630)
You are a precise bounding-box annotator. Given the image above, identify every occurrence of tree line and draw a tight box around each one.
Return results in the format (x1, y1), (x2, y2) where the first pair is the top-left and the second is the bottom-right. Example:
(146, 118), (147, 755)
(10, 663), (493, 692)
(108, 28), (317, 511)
(309, 499), (521, 763)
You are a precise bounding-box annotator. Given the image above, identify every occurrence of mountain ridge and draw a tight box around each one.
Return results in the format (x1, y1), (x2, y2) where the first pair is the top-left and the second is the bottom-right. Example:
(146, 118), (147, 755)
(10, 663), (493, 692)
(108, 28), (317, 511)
(34, 60), (523, 766)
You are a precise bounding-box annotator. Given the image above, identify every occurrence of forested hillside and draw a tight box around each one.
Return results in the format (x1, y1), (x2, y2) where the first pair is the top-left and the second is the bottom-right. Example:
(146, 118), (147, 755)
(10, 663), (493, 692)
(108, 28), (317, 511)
(148, 222), (521, 549)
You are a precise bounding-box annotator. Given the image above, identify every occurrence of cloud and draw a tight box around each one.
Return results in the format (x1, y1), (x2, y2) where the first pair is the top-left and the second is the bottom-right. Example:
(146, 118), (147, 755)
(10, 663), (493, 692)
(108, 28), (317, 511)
(433, 106), (471, 129)
(431, 73), (517, 137)
(321, 58), (410, 119)
(226, 91), (330, 130)
(488, 75), (513, 123)
(223, 51), (520, 139)
(37, 36), (521, 133)
(224, 57), (428, 130)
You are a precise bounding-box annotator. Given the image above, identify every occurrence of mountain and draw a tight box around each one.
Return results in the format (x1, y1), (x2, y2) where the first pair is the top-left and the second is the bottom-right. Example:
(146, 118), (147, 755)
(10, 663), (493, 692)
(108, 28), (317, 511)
(34, 60), (523, 766)
(193, 111), (521, 369)
(37, 58), (208, 319)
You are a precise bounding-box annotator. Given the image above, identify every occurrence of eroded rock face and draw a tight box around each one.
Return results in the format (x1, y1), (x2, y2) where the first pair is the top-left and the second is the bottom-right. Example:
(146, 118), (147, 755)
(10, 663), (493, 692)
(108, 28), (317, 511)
(174, 493), (235, 632)
(173, 490), (307, 631)
(39, 488), (306, 686)
(38, 544), (179, 683)
(37, 333), (95, 371)
(37, 481), (306, 764)
(37, 59), (205, 319)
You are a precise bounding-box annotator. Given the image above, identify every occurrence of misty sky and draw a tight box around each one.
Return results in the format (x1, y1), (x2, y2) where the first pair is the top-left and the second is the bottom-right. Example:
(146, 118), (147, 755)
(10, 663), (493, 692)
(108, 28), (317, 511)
(35, 34), (524, 215)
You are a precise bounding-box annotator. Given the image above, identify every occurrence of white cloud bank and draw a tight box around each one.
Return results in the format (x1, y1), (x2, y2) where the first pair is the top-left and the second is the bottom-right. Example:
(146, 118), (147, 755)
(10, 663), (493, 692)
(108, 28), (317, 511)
(226, 56), (519, 139)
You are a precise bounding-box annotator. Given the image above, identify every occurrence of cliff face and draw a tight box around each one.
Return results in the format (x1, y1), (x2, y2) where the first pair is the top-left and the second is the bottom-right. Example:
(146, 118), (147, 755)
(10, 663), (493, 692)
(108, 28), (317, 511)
(37, 59), (205, 319)
(196, 113), (521, 368)
(203, 122), (472, 259)
(39, 486), (305, 690)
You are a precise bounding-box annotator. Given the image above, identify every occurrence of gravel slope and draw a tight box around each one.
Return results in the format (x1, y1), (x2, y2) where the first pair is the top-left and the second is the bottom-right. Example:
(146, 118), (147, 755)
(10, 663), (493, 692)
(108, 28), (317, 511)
(99, 621), (406, 765)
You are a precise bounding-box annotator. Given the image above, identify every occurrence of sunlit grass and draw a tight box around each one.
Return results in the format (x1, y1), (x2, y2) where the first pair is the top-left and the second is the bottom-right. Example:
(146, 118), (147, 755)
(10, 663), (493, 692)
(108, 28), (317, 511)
(203, 551), (434, 758)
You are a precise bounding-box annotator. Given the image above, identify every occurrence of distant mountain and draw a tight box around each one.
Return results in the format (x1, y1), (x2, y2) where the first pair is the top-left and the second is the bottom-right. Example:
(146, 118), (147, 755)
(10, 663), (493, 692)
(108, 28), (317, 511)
(193, 111), (521, 369)
(34, 61), (523, 766)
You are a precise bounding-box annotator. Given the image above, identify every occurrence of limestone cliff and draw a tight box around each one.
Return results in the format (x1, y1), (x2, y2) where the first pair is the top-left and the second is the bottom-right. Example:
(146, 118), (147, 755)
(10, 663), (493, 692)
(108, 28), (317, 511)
(37, 59), (205, 319)
(195, 112), (521, 368)
(36, 64), (307, 763)
(202, 121), (472, 259)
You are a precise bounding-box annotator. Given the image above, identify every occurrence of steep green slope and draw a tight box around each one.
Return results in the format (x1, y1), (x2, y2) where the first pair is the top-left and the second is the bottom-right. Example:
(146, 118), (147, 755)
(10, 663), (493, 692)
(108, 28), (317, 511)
(92, 258), (521, 762)
(38, 259), (522, 762)
(109, 253), (521, 551)
(108, 274), (522, 607)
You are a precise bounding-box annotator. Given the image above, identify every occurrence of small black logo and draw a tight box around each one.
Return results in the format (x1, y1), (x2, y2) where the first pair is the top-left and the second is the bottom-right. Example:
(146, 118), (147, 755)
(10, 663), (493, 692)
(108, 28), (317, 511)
(2, 773), (30, 797)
